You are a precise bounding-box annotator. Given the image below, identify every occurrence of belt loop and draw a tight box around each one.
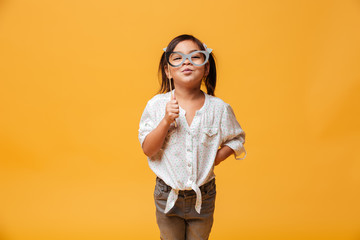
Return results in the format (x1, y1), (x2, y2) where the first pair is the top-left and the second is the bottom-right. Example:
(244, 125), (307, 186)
(157, 177), (165, 191)
(158, 178), (171, 192)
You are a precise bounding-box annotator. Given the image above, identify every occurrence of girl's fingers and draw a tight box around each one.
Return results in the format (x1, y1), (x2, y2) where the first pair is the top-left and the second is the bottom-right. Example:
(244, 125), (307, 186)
(168, 104), (179, 110)
(165, 100), (179, 121)
(169, 111), (179, 116)
(167, 101), (178, 106)
(169, 107), (179, 112)
(171, 114), (179, 119)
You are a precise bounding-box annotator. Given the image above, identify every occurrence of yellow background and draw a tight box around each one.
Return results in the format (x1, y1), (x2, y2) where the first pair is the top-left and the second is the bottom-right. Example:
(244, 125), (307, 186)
(0, 0), (359, 239)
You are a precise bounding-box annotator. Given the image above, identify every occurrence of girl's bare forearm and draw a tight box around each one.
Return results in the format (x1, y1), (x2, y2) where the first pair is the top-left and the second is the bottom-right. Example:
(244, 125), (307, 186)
(142, 118), (171, 157)
(215, 145), (235, 166)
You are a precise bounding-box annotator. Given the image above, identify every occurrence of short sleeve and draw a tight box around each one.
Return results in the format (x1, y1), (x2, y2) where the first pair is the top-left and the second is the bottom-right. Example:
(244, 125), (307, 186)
(220, 104), (247, 160)
(138, 101), (156, 148)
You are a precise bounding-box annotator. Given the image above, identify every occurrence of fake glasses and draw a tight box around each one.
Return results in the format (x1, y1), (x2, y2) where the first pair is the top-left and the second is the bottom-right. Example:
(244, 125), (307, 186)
(165, 50), (210, 67)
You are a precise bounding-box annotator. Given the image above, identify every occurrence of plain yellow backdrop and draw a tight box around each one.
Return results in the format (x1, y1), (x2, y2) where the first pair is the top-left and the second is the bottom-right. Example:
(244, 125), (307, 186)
(0, 0), (359, 239)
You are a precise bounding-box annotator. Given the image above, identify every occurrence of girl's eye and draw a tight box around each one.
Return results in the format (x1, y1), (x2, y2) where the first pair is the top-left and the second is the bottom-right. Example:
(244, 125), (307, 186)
(192, 56), (200, 59)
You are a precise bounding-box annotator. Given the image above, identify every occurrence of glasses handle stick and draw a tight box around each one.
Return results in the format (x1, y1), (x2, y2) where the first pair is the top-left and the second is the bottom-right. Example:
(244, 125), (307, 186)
(168, 65), (177, 128)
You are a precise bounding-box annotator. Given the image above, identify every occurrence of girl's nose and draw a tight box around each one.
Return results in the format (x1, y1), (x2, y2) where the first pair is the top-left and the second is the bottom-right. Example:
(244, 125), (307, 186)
(183, 57), (191, 65)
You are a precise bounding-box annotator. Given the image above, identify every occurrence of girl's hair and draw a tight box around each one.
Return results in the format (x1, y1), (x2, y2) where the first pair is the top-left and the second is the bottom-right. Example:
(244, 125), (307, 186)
(158, 34), (217, 96)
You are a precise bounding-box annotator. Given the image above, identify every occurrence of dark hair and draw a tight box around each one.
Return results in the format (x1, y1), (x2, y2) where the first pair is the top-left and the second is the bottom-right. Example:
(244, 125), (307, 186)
(158, 34), (217, 96)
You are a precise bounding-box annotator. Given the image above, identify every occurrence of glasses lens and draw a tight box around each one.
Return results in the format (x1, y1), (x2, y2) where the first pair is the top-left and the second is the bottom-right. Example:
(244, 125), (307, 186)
(169, 53), (184, 67)
(167, 51), (208, 67)
(191, 51), (207, 66)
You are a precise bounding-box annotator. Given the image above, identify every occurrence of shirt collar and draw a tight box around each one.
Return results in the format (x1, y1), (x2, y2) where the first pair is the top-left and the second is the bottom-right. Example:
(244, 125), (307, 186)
(170, 89), (208, 116)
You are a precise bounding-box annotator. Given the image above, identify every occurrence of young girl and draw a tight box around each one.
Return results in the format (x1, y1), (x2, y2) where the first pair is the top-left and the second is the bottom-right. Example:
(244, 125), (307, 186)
(138, 34), (246, 240)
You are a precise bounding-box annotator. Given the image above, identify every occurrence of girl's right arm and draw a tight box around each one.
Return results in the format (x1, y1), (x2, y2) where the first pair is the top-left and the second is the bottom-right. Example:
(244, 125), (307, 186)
(142, 95), (179, 157)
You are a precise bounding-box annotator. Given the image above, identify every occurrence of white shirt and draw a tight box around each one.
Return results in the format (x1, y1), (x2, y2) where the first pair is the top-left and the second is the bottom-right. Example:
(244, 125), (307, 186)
(138, 89), (246, 214)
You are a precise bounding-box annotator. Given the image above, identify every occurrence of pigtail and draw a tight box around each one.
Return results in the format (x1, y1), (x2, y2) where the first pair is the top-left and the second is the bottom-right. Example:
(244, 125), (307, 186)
(158, 52), (173, 93)
(204, 53), (217, 96)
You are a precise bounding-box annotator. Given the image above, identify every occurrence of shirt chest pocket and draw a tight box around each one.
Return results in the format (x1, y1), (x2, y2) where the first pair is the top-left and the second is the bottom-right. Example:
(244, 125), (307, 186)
(200, 127), (219, 147)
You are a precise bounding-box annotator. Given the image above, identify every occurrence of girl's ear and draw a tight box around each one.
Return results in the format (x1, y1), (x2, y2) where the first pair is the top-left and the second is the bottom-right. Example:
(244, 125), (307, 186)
(205, 62), (210, 77)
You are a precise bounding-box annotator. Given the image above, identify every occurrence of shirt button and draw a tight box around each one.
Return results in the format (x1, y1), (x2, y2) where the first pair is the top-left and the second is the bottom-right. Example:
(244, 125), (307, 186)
(187, 148), (191, 152)
(188, 163), (191, 167)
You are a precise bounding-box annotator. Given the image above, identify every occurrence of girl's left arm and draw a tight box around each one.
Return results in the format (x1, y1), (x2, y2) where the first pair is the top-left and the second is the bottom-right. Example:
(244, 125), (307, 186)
(214, 145), (235, 166)
(217, 103), (247, 163)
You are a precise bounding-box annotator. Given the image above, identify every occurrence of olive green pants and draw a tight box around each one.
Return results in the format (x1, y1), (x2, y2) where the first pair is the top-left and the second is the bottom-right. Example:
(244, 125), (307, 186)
(154, 177), (216, 240)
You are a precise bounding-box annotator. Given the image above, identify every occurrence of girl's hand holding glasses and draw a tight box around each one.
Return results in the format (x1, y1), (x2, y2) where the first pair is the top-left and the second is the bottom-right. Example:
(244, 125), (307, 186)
(164, 94), (179, 126)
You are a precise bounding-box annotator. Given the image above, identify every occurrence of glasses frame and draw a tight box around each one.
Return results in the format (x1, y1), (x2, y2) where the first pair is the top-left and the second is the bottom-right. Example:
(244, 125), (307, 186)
(165, 50), (210, 67)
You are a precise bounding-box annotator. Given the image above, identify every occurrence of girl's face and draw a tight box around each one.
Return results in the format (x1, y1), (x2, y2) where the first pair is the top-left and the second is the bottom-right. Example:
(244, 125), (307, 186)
(165, 40), (209, 90)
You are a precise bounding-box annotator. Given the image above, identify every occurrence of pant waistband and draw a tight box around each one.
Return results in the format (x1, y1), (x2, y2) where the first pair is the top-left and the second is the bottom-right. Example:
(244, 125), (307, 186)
(156, 177), (215, 196)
